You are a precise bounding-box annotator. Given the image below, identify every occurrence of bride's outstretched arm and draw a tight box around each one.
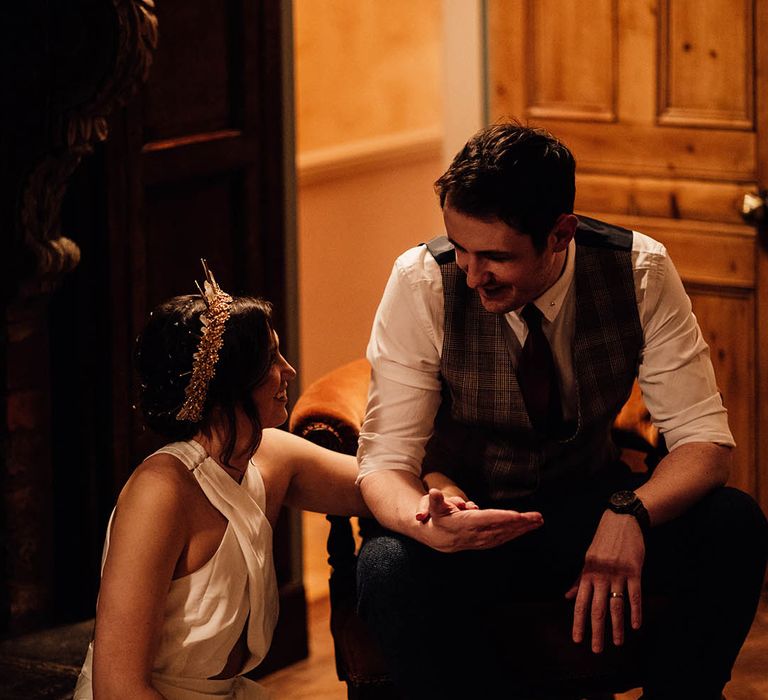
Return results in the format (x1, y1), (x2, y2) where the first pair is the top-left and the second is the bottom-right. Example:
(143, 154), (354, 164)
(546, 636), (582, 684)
(257, 428), (370, 519)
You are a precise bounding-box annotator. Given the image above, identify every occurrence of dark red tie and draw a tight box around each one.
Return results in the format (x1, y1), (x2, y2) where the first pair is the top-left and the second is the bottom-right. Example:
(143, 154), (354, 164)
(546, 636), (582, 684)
(518, 304), (562, 433)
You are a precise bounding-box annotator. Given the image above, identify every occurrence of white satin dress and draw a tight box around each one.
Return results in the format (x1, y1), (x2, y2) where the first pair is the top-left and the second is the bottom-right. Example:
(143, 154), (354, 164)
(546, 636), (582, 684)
(74, 440), (279, 699)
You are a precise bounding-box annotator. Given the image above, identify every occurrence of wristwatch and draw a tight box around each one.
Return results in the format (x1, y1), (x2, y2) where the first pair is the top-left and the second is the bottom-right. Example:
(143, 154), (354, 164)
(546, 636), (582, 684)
(607, 490), (651, 536)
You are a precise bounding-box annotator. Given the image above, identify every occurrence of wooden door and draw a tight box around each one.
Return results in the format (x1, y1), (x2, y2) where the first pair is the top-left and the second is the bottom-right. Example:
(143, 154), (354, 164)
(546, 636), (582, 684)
(487, 0), (768, 514)
(98, 1), (305, 674)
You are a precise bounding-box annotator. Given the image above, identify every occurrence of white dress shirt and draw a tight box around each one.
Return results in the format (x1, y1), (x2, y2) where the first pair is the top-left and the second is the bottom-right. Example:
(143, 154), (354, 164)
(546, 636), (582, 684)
(358, 231), (734, 482)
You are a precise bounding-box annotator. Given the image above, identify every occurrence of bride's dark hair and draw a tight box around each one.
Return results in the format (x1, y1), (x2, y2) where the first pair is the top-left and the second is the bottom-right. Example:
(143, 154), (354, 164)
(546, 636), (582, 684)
(134, 294), (275, 465)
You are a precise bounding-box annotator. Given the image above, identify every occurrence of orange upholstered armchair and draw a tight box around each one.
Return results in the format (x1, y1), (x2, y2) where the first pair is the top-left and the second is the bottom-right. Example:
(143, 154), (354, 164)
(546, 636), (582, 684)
(289, 359), (666, 700)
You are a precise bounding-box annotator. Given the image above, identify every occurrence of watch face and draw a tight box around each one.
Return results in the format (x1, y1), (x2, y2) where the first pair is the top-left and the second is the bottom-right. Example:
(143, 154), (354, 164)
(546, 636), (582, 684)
(610, 490), (636, 508)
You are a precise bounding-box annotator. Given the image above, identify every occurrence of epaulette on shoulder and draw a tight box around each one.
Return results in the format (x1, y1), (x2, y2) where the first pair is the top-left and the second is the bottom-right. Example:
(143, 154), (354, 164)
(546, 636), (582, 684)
(576, 216), (633, 251)
(422, 235), (455, 264)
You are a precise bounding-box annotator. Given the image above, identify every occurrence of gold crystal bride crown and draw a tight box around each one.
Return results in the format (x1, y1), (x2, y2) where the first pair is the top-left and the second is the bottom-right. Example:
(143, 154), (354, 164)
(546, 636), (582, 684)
(176, 259), (233, 422)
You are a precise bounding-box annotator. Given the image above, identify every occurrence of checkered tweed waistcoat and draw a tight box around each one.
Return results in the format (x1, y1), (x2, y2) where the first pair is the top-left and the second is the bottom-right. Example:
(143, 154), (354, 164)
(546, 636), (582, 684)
(423, 216), (643, 505)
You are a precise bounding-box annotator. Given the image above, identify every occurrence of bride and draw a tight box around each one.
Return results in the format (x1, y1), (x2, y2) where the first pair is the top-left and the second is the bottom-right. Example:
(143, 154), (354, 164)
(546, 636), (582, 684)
(74, 264), (368, 699)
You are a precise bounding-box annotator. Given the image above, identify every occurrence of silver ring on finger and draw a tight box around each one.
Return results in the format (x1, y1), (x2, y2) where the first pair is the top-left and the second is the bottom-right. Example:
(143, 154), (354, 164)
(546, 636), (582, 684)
(610, 591), (624, 599)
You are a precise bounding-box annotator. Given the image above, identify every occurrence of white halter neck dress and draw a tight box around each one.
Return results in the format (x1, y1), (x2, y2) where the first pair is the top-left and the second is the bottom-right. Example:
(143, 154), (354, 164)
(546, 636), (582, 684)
(74, 440), (279, 699)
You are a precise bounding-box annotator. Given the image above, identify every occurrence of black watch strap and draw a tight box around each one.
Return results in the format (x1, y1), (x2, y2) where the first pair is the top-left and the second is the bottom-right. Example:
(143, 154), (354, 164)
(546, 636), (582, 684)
(608, 490), (651, 536)
(630, 499), (651, 536)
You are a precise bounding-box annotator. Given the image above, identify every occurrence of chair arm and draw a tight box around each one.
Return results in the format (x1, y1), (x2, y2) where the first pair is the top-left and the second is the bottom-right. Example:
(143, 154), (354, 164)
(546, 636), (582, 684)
(612, 380), (664, 466)
(289, 358), (371, 456)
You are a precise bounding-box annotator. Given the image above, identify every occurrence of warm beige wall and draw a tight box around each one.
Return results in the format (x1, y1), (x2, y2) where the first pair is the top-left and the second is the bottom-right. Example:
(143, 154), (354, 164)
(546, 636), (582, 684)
(294, 0), (442, 152)
(297, 152), (444, 386)
(293, 0), (444, 389)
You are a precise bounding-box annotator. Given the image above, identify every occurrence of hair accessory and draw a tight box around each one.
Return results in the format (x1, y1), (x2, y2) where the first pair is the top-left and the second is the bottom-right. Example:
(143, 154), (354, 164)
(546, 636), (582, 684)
(176, 259), (233, 422)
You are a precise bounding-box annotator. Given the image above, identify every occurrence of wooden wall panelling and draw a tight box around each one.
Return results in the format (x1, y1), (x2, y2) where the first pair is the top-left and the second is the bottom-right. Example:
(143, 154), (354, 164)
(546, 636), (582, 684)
(105, 99), (150, 488)
(50, 146), (115, 622)
(1, 0), (158, 632)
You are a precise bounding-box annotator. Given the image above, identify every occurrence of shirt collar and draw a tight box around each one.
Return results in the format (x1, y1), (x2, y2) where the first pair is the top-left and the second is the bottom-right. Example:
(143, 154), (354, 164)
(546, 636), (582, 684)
(511, 238), (575, 324)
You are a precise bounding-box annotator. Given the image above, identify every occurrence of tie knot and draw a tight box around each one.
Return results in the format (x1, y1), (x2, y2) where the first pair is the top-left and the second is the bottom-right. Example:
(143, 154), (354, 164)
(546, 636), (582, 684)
(521, 303), (543, 328)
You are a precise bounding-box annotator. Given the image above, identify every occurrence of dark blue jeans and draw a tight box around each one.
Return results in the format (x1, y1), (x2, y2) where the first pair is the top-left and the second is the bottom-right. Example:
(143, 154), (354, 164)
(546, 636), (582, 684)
(356, 484), (768, 700)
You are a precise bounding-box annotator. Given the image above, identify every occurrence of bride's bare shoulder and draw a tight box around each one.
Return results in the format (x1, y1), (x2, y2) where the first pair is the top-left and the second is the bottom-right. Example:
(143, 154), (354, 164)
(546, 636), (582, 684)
(117, 450), (198, 515)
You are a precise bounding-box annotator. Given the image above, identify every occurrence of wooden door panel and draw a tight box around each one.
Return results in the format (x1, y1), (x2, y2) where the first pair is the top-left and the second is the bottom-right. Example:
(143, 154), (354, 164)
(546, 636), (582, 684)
(659, 0), (753, 128)
(141, 0), (240, 140)
(144, 174), (242, 305)
(490, 1), (756, 178)
(598, 216), (755, 289)
(576, 175), (747, 225)
(688, 291), (756, 494)
(530, 122), (755, 181)
(527, 0), (617, 121)
(491, 0), (756, 125)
